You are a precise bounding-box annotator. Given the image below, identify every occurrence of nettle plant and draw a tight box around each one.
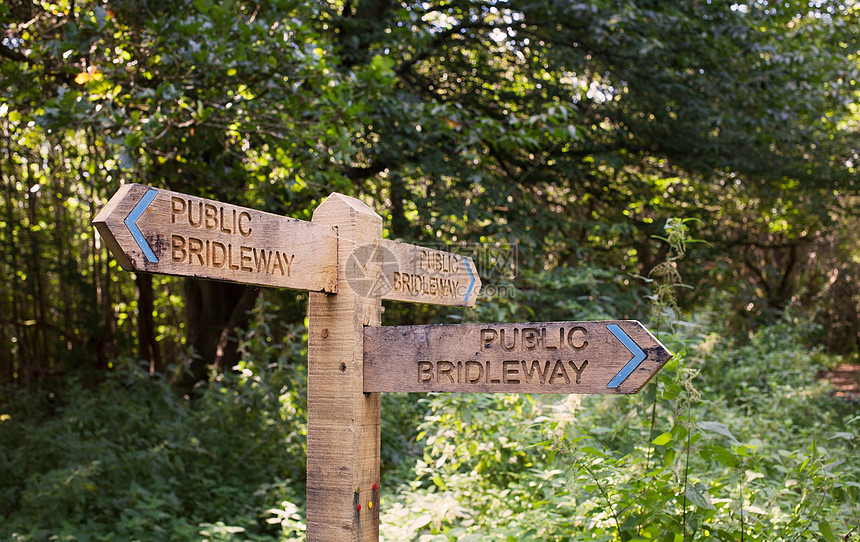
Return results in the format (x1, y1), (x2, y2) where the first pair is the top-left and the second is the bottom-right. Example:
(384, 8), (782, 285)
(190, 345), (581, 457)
(380, 218), (858, 541)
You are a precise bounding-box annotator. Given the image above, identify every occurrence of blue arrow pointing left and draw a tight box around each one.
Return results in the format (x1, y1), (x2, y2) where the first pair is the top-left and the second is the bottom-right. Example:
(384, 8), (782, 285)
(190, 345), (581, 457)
(124, 188), (159, 263)
(606, 323), (646, 389)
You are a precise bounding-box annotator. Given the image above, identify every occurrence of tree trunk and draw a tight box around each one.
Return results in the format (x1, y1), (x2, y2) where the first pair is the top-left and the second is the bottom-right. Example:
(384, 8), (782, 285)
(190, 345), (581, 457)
(337, 0), (394, 67)
(180, 279), (258, 391)
(136, 274), (163, 374)
(389, 173), (409, 238)
(0, 138), (17, 384)
(25, 164), (50, 384)
(0, 317), (11, 384)
(91, 182), (110, 372)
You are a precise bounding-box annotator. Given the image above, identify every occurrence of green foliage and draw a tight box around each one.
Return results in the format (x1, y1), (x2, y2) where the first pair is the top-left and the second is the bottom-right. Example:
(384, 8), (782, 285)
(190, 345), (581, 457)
(470, 265), (650, 325)
(0, 352), (308, 540)
(1, 243), (858, 541)
(378, 316), (858, 541)
(3, 0), (860, 387)
(3, 311), (855, 540)
(1, 0), (859, 540)
(379, 221), (858, 541)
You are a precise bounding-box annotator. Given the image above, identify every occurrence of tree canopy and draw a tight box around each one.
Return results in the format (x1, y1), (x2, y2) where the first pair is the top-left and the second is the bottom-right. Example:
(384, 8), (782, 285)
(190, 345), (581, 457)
(1, 1), (859, 540)
(1, 0), (858, 380)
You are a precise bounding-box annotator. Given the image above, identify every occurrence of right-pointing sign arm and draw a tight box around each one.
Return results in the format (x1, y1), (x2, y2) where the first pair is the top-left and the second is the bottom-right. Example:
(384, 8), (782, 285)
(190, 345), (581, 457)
(363, 320), (672, 394)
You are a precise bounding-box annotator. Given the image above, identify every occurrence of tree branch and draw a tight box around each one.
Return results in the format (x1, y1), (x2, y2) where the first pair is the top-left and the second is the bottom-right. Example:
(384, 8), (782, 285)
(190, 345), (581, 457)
(1, 41), (75, 85)
(743, 253), (771, 293)
(395, 21), (498, 75)
(344, 160), (390, 181)
(0, 42), (29, 63)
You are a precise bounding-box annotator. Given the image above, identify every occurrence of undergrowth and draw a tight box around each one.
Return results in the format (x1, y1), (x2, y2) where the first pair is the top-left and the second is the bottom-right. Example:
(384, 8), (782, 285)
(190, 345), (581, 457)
(1, 223), (857, 540)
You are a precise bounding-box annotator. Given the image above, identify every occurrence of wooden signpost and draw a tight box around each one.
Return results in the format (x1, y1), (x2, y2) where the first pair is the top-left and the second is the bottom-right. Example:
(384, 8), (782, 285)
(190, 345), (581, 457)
(93, 183), (339, 292)
(376, 239), (480, 307)
(94, 184), (671, 542)
(364, 321), (671, 394)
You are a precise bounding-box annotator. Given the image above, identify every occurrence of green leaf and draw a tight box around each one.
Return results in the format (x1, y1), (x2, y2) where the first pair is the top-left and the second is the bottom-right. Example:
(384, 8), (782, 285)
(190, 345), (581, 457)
(697, 421), (740, 445)
(822, 459), (845, 473)
(652, 432), (672, 446)
(662, 383), (682, 400)
(408, 514), (432, 532)
(819, 520), (836, 542)
(620, 512), (640, 533)
(685, 482), (715, 510)
(699, 444), (738, 468)
(370, 54), (395, 77)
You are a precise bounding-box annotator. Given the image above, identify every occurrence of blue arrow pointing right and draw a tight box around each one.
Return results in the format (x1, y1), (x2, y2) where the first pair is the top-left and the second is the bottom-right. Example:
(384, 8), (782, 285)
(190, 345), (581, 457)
(606, 323), (646, 389)
(124, 188), (159, 263)
(463, 257), (476, 302)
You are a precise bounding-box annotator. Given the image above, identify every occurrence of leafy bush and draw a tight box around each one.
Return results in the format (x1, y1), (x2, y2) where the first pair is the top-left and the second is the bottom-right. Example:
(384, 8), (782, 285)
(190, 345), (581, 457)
(380, 315), (859, 541)
(2, 258), (857, 541)
(0, 352), (307, 541)
(1, 311), (856, 541)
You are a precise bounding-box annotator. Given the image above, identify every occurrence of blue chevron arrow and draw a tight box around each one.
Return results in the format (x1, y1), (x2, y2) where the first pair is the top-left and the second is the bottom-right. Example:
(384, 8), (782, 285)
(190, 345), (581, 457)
(124, 188), (159, 263)
(606, 323), (646, 388)
(463, 257), (476, 302)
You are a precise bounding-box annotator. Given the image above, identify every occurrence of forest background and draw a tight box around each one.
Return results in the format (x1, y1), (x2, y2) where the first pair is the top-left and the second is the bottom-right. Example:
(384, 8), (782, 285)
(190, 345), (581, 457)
(1, 0), (859, 540)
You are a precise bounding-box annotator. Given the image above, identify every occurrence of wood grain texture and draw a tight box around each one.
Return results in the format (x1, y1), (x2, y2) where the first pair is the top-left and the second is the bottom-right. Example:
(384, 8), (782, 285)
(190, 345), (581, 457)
(93, 183), (337, 292)
(306, 193), (382, 542)
(377, 239), (480, 307)
(364, 321), (672, 394)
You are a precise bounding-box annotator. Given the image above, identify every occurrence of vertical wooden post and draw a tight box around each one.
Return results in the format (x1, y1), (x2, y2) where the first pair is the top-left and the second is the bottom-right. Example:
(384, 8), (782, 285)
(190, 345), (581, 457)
(307, 193), (382, 541)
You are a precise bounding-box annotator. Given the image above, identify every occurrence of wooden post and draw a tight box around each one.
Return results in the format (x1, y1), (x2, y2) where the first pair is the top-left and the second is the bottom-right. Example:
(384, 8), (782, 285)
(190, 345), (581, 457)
(363, 321), (672, 394)
(306, 193), (382, 541)
(94, 184), (671, 541)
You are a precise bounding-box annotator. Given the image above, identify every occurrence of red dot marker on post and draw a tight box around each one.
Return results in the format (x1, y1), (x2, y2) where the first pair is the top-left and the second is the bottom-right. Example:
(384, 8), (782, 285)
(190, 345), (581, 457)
(356, 504), (361, 511)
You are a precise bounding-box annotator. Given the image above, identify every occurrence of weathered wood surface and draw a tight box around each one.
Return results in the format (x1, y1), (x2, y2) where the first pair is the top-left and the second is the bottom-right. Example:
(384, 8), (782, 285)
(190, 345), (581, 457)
(307, 193), (382, 542)
(364, 321), (672, 394)
(93, 183), (337, 292)
(377, 239), (480, 307)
